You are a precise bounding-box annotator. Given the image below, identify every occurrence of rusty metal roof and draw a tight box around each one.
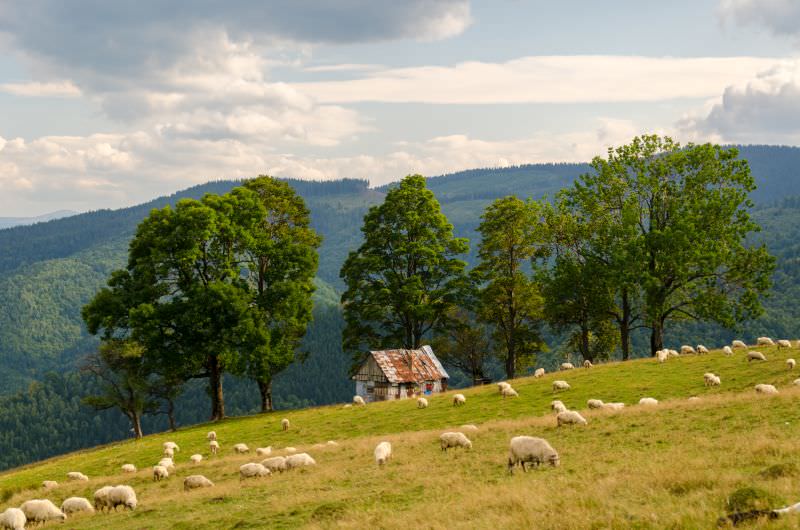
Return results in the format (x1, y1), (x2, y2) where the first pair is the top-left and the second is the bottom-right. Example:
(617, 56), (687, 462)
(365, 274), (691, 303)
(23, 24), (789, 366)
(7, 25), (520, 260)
(368, 345), (449, 384)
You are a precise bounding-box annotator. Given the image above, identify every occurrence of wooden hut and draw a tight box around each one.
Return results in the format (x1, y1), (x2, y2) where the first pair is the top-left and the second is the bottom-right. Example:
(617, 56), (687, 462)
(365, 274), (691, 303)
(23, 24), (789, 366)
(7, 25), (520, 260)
(352, 345), (449, 402)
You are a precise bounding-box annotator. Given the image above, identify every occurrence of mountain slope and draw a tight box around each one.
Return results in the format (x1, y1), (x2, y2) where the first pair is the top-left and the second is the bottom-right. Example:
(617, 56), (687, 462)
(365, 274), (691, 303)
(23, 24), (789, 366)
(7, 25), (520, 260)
(0, 210), (77, 230)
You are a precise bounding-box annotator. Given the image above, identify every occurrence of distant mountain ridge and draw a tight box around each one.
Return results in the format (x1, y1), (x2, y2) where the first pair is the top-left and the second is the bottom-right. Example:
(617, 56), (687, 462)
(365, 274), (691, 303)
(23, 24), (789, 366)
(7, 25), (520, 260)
(0, 209), (77, 229)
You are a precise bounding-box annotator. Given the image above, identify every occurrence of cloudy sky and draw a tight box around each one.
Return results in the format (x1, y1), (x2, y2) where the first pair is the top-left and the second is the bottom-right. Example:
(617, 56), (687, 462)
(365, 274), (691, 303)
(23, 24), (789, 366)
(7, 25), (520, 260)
(0, 0), (798, 216)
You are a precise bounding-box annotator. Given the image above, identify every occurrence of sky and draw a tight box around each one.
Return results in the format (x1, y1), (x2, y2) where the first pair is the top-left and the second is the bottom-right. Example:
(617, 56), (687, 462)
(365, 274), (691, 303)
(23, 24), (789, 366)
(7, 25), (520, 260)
(0, 0), (798, 216)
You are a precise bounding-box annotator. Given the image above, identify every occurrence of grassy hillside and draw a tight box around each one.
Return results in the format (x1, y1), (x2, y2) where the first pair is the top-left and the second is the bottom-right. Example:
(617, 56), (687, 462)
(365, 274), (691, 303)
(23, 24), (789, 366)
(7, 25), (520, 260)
(2, 343), (800, 528)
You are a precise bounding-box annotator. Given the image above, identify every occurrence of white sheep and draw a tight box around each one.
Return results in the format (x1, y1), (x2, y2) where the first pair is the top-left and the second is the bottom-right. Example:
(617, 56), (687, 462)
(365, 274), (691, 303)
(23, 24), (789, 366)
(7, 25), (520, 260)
(18, 500), (65, 525)
(121, 464), (136, 474)
(107, 485), (137, 510)
(190, 454), (203, 464)
(184, 475), (214, 491)
(284, 447), (297, 453)
(239, 463), (271, 479)
(417, 397), (428, 409)
(440, 432), (472, 451)
(353, 395), (365, 406)
(374, 441), (392, 466)
(460, 424), (479, 433)
(680, 345), (696, 355)
(158, 457), (176, 472)
(603, 402), (625, 411)
(261, 456), (287, 473)
(210, 440), (220, 455)
(587, 399), (604, 409)
(163, 441), (180, 453)
(656, 349), (669, 363)
(501, 386), (519, 398)
(507, 436), (559, 473)
(452, 393), (466, 406)
(583, 360), (593, 368)
(788, 358), (796, 370)
(153, 465), (169, 481)
(163, 447), (174, 458)
(550, 400), (568, 413)
(497, 382), (511, 392)
(723, 346), (734, 356)
(557, 410), (587, 427)
(755, 383), (778, 395)
(534, 368), (545, 378)
(285, 453), (316, 469)
(41, 480), (58, 489)
(668, 349), (679, 357)
(747, 351), (767, 362)
(696, 345), (709, 354)
(0, 508), (25, 530)
(256, 447), (272, 457)
(233, 443), (250, 454)
(732, 340), (747, 349)
(281, 418), (290, 431)
(703, 373), (720, 386)
(66, 471), (88, 482)
(560, 362), (575, 371)
(207, 431), (217, 441)
(777, 339), (792, 349)
(757, 336), (775, 346)
(60, 497), (94, 515)
(638, 397), (659, 406)
(93, 486), (114, 512)
(552, 380), (570, 391)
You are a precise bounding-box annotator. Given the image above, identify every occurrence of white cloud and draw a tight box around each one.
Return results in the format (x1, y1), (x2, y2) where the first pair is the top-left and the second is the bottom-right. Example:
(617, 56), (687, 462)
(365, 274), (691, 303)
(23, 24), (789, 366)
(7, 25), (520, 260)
(0, 80), (80, 97)
(718, 0), (800, 38)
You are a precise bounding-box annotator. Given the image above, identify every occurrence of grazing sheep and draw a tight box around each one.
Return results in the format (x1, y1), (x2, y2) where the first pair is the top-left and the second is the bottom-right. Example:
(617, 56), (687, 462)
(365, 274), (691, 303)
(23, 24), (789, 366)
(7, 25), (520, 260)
(696, 345), (709, 354)
(440, 432), (472, 452)
(755, 384), (779, 395)
(61, 497), (94, 515)
(184, 475), (214, 491)
(583, 360), (593, 368)
(121, 464), (136, 474)
(190, 454), (203, 464)
(0, 508), (25, 530)
(417, 397), (428, 409)
(285, 453), (316, 469)
(656, 349), (669, 363)
(703, 372), (718, 386)
(550, 400), (568, 413)
(757, 336), (775, 346)
(460, 424), (479, 433)
(501, 386), (519, 398)
(708, 375), (721, 386)
(66, 471), (88, 482)
(507, 436), (559, 473)
(19, 500), (65, 525)
(747, 351), (767, 362)
(41, 480), (58, 489)
(93, 486), (113, 511)
(210, 440), (220, 455)
(453, 393), (466, 406)
(557, 410), (588, 427)
(638, 397), (659, 406)
(158, 457), (176, 472)
(680, 345), (696, 355)
(587, 399), (604, 409)
(560, 362), (575, 371)
(207, 431), (217, 441)
(239, 463), (271, 479)
(788, 358), (796, 370)
(233, 443), (250, 454)
(163, 446), (174, 458)
(281, 418), (290, 431)
(534, 368), (545, 378)
(107, 485), (137, 511)
(497, 382), (511, 392)
(256, 447), (272, 457)
(374, 441), (392, 465)
(778, 339), (792, 349)
(153, 465), (169, 481)
(261, 456), (287, 473)
(668, 349), (679, 357)
(163, 441), (180, 453)
(732, 340), (747, 349)
(353, 395), (365, 406)
(723, 346), (734, 356)
(552, 380), (570, 391)
(603, 402), (625, 411)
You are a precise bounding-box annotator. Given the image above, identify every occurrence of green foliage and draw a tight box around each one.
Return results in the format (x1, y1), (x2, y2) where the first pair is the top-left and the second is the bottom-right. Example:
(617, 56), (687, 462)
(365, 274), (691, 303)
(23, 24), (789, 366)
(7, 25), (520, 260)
(430, 307), (492, 385)
(725, 486), (783, 513)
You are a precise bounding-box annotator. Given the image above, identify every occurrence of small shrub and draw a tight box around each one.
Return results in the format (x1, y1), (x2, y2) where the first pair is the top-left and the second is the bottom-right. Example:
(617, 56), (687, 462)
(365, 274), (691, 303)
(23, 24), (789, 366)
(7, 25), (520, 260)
(758, 463), (798, 479)
(725, 486), (782, 513)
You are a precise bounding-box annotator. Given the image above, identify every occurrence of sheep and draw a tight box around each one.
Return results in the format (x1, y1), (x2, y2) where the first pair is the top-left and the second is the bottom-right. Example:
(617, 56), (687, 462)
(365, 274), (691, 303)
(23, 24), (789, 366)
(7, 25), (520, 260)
(239, 463), (271, 479)
(696, 345), (709, 354)
(284, 447), (297, 453)
(723, 345), (734, 356)
(732, 340), (747, 349)
(353, 395), (365, 406)
(757, 336), (775, 346)
(41, 480), (58, 489)
(747, 351), (767, 362)
(603, 402), (625, 411)
(190, 454), (203, 464)
(61, 497), (94, 515)
(638, 397), (659, 406)
(501, 386), (519, 398)
(233, 443), (250, 454)
(285, 453), (316, 469)
(207, 431), (217, 441)
(93, 486), (114, 511)
(281, 418), (290, 431)
(560, 362), (575, 371)
(777, 339), (792, 349)
(440, 432), (472, 452)
(788, 358), (796, 370)
(534, 368), (545, 378)
(755, 384), (779, 395)
(703, 372), (718, 386)
(507, 436), (559, 473)
(0, 508), (25, 530)
(19, 500), (65, 524)
(552, 380), (570, 391)
(163, 441), (180, 453)
(668, 349), (679, 357)
(705, 374), (721, 386)
(460, 424), (479, 433)
(417, 397), (428, 409)
(453, 393), (466, 406)
(163, 446), (174, 458)
(210, 440), (220, 455)
(121, 463), (136, 474)
(374, 441), (392, 466)
(260, 456), (287, 473)
(184, 475), (214, 491)
(153, 465), (169, 481)
(583, 360), (593, 368)
(158, 457), (176, 472)
(256, 447), (272, 457)
(497, 382), (511, 392)
(108, 486), (137, 511)
(557, 410), (588, 427)
(656, 349), (669, 363)
(66, 471), (88, 482)
(550, 400), (568, 413)
(680, 345), (696, 355)
(587, 399), (604, 409)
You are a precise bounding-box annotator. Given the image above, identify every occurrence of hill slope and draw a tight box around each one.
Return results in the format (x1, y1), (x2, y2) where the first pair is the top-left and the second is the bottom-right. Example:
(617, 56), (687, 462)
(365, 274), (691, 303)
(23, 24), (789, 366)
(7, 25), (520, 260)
(1, 344), (800, 528)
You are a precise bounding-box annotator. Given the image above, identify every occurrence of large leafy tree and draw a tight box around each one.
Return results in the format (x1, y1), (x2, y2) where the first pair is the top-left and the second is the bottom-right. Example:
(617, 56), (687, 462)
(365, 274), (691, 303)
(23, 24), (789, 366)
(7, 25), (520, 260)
(340, 175), (468, 365)
(473, 196), (547, 379)
(563, 135), (775, 354)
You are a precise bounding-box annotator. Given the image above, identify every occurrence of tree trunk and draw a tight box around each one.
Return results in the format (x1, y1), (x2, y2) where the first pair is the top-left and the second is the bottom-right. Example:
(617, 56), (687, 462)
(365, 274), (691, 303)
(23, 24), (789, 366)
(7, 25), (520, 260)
(258, 378), (273, 413)
(208, 354), (225, 421)
(620, 289), (631, 361)
(130, 411), (143, 439)
(580, 325), (591, 362)
(650, 318), (664, 355)
(167, 399), (177, 432)
(505, 341), (516, 380)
